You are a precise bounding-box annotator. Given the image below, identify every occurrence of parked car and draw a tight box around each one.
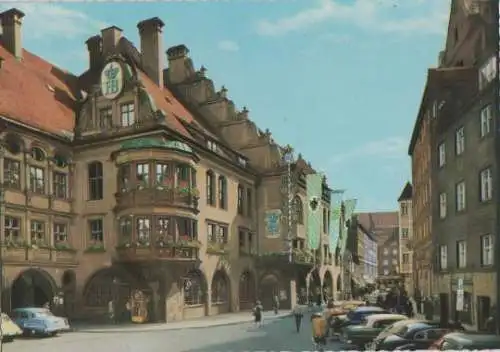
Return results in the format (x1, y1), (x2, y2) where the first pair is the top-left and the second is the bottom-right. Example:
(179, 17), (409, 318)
(430, 332), (500, 350)
(340, 313), (408, 350)
(369, 321), (455, 351)
(332, 306), (388, 333)
(11, 307), (70, 337)
(1, 313), (22, 342)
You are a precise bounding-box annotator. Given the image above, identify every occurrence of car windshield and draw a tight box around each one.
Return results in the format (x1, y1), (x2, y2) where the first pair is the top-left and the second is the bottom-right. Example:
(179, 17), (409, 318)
(35, 309), (54, 317)
(380, 321), (410, 336)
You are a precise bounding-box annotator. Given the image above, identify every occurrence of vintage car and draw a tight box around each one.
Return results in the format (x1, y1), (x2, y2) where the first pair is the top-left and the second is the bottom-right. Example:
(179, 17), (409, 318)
(332, 306), (388, 332)
(430, 332), (500, 350)
(340, 313), (408, 349)
(11, 307), (71, 336)
(369, 321), (457, 351)
(1, 313), (22, 342)
(325, 300), (365, 318)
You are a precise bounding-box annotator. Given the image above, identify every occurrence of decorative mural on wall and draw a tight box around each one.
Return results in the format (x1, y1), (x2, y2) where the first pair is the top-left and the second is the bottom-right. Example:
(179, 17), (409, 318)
(306, 173), (323, 250)
(265, 209), (282, 238)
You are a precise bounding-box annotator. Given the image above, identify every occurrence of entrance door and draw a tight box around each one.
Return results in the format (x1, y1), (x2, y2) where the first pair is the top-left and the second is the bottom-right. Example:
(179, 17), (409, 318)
(439, 293), (449, 323)
(477, 296), (491, 331)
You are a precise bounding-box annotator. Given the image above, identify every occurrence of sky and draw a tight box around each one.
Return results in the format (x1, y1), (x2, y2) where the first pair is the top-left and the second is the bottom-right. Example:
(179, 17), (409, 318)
(2, 0), (452, 212)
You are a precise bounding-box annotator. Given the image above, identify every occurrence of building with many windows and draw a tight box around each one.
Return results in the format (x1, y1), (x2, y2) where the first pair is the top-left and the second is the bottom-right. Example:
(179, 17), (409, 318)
(397, 182), (413, 295)
(411, 0), (497, 330)
(0, 9), (338, 322)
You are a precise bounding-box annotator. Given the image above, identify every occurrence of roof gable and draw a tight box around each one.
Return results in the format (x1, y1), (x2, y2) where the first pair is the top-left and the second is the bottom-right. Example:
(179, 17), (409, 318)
(0, 46), (78, 137)
(398, 182), (412, 201)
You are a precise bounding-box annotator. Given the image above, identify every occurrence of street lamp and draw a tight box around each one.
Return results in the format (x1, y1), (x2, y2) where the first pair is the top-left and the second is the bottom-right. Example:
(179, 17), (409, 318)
(282, 145), (294, 264)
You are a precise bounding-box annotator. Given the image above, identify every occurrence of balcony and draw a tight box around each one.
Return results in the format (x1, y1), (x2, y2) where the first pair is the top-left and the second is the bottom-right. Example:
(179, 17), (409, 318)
(115, 186), (199, 212)
(115, 241), (200, 262)
(2, 243), (78, 266)
(206, 242), (229, 255)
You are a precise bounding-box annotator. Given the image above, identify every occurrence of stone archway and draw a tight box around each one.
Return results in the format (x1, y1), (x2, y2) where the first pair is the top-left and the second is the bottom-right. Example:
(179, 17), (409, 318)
(11, 269), (57, 309)
(322, 270), (334, 301)
(259, 273), (279, 311)
(308, 267), (321, 304)
(211, 269), (230, 314)
(83, 268), (135, 323)
(183, 269), (208, 319)
(239, 270), (256, 310)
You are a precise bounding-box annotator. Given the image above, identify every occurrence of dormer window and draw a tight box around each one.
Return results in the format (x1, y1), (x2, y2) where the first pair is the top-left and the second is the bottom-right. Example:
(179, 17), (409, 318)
(120, 103), (135, 127)
(207, 140), (218, 152)
(31, 147), (45, 161)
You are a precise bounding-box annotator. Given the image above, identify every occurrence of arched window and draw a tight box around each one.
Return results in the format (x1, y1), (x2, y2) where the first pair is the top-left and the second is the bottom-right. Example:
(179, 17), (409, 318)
(206, 170), (215, 206)
(88, 161), (103, 200)
(294, 196), (304, 224)
(239, 271), (255, 304)
(30, 147), (45, 161)
(218, 176), (227, 209)
(53, 153), (68, 168)
(184, 270), (205, 306)
(4, 134), (21, 155)
(211, 271), (228, 304)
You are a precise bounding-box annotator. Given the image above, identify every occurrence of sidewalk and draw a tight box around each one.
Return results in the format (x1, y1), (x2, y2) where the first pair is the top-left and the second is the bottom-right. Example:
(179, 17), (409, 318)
(73, 310), (292, 333)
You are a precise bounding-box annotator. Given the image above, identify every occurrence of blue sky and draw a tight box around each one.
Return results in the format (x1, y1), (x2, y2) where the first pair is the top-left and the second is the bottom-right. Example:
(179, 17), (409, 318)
(5, 0), (451, 211)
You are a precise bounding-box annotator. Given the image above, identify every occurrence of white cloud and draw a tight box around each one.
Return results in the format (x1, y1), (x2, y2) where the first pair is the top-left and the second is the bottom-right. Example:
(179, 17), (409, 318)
(329, 136), (407, 164)
(217, 40), (239, 52)
(0, 4), (106, 39)
(256, 0), (449, 37)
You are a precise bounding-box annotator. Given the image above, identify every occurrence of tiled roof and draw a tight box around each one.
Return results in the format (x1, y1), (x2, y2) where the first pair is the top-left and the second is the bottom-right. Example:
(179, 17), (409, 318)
(397, 182), (412, 201)
(0, 46), (78, 136)
(357, 212), (398, 234)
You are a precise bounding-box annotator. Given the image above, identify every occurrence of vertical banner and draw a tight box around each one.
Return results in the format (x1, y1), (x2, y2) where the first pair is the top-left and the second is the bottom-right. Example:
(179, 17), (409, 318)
(340, 199), (357, 255)
(329, 190), (344, 252)
(306, 173), (323, 250)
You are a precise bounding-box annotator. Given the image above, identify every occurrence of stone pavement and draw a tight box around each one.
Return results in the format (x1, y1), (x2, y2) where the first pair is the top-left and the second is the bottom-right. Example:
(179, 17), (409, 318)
(72, 309), (292, 333)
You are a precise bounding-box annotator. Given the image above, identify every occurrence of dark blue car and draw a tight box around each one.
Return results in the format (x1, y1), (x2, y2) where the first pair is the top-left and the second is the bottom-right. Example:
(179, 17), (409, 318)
(333, 306), (388, 332)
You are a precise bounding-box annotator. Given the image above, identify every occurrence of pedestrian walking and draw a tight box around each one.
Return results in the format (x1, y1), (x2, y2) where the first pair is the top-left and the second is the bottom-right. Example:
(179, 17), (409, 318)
(253, 300), (263, 327)
(273, 295), (279, 315)
(292, 304), (304, 333)
(108, 300), (115, 324)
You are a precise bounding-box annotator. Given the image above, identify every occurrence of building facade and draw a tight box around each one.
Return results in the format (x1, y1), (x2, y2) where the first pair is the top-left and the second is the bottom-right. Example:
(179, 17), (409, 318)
(397, 182), (413, 295)
(428, 0), (497, 330)
(0, 9), (339, 322)
(357, 212), (401, 288)
(356, 222), (377, 286)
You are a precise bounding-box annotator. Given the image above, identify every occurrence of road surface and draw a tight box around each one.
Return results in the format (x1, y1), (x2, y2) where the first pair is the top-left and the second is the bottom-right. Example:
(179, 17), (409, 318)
(5, 315), (348, 351)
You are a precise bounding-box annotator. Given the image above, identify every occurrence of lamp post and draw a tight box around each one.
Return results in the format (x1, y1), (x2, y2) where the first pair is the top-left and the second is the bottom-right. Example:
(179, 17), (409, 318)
(283, 145), (294, 264)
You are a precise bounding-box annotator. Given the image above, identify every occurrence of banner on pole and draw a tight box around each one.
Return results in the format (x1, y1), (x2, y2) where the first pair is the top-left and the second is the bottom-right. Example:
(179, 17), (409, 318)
(329, 190), (344, 252)
(306, 173), (323, 250)
(339, 199), (357, 255)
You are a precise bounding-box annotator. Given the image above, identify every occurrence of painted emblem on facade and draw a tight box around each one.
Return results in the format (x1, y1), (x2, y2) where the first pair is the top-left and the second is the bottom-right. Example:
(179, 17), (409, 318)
(309, 196), (319, 212)
(264, 209), (281, 237)
(100, 61), (124, 100)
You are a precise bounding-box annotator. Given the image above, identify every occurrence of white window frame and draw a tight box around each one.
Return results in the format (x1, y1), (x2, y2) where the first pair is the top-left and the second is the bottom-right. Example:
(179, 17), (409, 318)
(383, 259), (388, 266)
(480, 168), (493, 202)
(480, 105), (493, 137)
(456, 181), (466, 211)
(479, 55), (496, 90)
(457, 241), (466, 268)
(439, 245), (447, 270)
(455, 127), (465, 155)
(481, 235), (493, 266)
(402, 253), (410, 264)
(439, 193), (447, 219)
(438, 143), (446, 167)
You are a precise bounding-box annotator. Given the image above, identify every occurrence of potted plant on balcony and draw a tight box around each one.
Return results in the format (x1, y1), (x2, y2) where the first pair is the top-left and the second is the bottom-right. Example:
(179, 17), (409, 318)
(54, 242), (77, 252)
(206, 242), (228, 255)
(178, 235), (201, 248)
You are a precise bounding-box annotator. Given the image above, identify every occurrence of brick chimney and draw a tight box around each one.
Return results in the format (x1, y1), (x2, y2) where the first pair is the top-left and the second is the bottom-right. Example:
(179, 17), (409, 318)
(137, 17), (165, 87)
(166, 44), (189, 84)
(85, 35), (102, 71)
(0, 8), (25, 60)
(101, 26), (122, 56)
